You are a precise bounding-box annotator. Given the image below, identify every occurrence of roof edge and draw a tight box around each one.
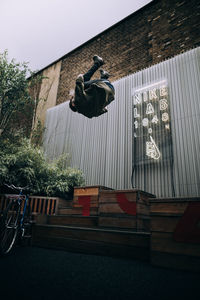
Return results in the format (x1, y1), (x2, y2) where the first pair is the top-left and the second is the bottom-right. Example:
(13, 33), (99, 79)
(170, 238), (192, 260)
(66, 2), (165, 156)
(30, 0), (153, 77)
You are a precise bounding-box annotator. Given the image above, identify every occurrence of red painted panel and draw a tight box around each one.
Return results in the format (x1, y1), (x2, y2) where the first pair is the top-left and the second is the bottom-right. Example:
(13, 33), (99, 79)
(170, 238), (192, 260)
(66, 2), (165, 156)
(78, 196), (91, 216)
(116, 193), (137, 216)
(173, 202), (200, 244)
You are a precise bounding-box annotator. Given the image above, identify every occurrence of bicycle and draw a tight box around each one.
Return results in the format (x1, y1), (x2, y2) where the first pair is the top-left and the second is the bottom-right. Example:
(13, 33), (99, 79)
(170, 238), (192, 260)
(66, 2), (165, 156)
(0, 184), (33, 255)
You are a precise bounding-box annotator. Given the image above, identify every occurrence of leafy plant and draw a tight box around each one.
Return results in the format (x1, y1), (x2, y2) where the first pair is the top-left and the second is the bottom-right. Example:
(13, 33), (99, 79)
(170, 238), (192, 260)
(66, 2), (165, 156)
(0, 50), (31, 137)
(0, 51), (84, 199)
(0, 139), (85, 199)
(0, 50), (48, 141)
(31, 120), (45, 147)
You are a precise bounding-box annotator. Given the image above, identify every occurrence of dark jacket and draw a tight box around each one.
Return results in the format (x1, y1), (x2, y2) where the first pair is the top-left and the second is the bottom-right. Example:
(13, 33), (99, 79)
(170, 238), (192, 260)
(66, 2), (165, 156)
(74, 80), (115, 118)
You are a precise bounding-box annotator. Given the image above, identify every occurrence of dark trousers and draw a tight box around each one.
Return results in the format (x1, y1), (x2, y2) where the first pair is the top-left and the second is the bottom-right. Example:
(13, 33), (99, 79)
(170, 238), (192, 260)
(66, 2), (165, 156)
(83, 63), (102, 88)
(83, 62), (114, 92)
(83, 63), (99, 82)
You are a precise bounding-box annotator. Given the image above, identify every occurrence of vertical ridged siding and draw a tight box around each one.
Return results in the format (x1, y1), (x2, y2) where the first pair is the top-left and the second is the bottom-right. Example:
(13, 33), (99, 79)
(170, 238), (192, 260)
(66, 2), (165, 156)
(43, 47), (200, 197)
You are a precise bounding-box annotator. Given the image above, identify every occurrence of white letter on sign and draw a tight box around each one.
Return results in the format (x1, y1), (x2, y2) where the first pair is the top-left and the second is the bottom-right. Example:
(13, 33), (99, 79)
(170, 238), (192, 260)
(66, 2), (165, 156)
(146, 103), (154, 115)
(134, 108), (140, 118)
(149, 88), (158, 100)
(160, 86), (168, 97)
(160, 99), (168, 111)
(134, 93), (142, 105)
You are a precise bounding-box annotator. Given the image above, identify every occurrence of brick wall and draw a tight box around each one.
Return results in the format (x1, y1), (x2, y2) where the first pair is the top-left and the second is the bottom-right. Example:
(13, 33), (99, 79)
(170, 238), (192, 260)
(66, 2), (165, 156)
(56, 0), (200, 105)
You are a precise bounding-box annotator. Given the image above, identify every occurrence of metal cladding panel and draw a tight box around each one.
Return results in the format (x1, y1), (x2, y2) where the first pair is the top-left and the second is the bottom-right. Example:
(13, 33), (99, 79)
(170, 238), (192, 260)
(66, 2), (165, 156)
(43, 47), (200, 197)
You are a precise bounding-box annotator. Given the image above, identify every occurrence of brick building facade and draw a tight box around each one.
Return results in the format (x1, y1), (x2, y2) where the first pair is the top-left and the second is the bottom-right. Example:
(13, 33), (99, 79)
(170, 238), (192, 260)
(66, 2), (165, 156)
(40, 0), (200, 197)
(55, 0), (200, 105)
(32, 0), (200, 127)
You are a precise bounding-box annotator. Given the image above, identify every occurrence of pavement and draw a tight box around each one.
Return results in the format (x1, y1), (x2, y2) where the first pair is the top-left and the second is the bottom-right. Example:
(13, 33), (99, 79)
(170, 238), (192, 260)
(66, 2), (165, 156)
(0, 246), (199, 300)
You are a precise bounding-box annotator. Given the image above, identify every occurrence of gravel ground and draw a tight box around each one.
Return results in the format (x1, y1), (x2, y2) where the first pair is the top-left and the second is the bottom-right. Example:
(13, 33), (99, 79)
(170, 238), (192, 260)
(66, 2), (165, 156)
(0, 246), (199, 300)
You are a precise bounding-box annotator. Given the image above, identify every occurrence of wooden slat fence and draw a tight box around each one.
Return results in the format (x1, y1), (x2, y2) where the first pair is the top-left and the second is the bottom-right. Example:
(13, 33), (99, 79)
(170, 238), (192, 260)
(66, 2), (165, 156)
(0, 195), (59, 216)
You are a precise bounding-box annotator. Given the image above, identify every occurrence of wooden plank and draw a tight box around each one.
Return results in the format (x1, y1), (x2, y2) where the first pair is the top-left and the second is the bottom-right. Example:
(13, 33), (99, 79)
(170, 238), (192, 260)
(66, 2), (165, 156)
(99, 196), (149, 215)
(58, 198), (73, 208)
(74, 186), (113, 197)
(98, 216), (137, 229)
(137, 203), (149, 215)
(46, 199), (51, 215)
(99, 203), (148, 215)
(150, 197), (200, 203)
(99, 203), (124, 214)
(74, 187), (100, 196)
(150, 198), (200, 272)
(58, 207), (98, 216)
(49, 199), (54, 215)
(38, 198), (42, 214)
(74, 195), (98, 203)
(150, 202), (188, 214)
(33, 198), (38, 213)
(33, 225), (150, 248)
(29, 196), (59, 200)
(74, 203), (99, 209)
(29, 198), (34, 213)
(137, 217), (150, 232)
(99, 215), (150, 232)
(151, 215), (180, 232)
(99, 191), (137, 203)
(150, 198), (200, 213)
(47, 215), (98, 227)
(73, 197), (99, 208)
(42, 199), (46, 214)
(54, 198), (59, 215)
(151, 232), (200, 257)
(100, 189), (154, 197)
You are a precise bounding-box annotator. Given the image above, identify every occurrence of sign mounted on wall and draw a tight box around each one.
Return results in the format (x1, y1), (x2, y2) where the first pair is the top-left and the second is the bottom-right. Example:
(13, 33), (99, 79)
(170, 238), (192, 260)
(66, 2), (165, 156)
(132, 80), (173, 165)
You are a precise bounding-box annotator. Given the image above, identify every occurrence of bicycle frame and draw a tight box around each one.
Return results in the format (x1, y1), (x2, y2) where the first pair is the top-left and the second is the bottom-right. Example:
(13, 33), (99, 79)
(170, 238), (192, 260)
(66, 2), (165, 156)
(6, 189), (29, 232)
(16, 191), (29, 233)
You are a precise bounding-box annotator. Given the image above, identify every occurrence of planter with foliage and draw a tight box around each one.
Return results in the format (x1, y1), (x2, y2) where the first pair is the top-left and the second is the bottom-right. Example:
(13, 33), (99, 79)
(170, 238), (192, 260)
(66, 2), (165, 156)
(0, 50), (85, 199)
(0, 138), (85, 199)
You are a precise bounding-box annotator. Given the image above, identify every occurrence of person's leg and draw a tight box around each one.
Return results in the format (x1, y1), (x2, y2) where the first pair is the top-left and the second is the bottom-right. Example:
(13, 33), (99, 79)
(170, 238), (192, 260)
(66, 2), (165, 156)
(83, 64), (99, 82)
(83, 55), (104, 82)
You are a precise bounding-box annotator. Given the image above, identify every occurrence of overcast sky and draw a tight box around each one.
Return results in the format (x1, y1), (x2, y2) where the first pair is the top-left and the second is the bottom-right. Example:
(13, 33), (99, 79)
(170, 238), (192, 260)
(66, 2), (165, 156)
(0, 0), (152, 72)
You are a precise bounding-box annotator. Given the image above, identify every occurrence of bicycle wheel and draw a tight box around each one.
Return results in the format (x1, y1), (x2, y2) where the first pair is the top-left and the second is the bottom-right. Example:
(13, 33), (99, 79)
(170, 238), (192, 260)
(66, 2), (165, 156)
(0, 200), (21, 255)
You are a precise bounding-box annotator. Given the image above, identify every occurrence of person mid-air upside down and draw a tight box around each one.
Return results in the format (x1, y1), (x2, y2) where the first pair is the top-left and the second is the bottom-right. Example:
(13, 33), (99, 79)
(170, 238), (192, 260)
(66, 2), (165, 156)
(69, 55), (115, 118)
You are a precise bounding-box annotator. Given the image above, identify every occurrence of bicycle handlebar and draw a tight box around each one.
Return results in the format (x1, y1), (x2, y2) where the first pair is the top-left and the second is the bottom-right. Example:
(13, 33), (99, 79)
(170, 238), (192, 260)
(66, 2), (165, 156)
(4, 183), (30, 192)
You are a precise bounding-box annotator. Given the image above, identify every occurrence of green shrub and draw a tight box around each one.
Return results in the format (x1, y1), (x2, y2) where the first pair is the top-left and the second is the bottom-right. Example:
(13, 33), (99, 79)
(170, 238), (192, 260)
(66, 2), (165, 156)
(0, 138), (85, 199)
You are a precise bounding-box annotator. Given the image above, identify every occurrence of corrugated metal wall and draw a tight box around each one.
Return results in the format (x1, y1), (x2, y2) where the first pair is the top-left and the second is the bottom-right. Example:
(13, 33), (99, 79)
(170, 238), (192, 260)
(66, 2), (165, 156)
(43, 47), (200, 197)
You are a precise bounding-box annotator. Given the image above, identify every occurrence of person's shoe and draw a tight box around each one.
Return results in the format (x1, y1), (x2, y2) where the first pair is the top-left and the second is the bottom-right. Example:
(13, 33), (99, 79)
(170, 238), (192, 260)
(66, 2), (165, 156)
(76, 74), (84, 86)
(93, 55), (104, 67)
(100, 69), (110, 79)
(76, 74), (84, 84)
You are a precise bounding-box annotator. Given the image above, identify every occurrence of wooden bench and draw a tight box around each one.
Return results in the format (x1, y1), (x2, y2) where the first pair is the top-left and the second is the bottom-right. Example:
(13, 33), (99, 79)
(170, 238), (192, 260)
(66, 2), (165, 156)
(150, 197), (200, 272)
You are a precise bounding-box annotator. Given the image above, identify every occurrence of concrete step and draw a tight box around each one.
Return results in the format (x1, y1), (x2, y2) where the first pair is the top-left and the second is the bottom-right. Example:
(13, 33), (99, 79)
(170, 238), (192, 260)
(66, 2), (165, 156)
(32, 224), (150, 261)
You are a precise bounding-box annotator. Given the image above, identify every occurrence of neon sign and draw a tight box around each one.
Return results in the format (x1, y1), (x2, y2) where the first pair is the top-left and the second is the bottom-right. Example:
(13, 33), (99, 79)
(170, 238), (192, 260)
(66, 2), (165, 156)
(146, 136), (161, 160)
(132, 80), (172, 164)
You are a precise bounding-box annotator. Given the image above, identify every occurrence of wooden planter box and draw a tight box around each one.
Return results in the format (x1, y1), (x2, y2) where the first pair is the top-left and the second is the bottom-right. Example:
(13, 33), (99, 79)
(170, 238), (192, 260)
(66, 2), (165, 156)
(98, 189), (155, 232)
(150, 197), (200, 272)
(73, 186), (112, 216)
